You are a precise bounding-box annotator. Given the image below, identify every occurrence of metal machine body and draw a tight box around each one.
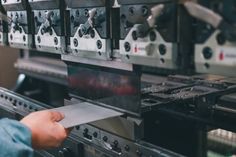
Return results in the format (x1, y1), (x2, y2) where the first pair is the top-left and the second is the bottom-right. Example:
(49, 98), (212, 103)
(0, 0), (236, 157)
(186, 0), (236, 76)
(118, 0), (178, 69)
(64, 0), (115, 60)
(28, 0), (66, 54)
(1, 0), (33, 49)
(0, 1), (7, 45)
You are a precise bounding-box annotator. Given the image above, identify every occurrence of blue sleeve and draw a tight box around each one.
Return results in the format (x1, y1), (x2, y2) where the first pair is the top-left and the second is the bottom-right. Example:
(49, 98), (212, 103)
(0, 118), (33, 157)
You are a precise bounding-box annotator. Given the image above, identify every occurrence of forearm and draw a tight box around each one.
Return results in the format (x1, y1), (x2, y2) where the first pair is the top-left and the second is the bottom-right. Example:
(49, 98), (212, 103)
(0, 118), (33, 157)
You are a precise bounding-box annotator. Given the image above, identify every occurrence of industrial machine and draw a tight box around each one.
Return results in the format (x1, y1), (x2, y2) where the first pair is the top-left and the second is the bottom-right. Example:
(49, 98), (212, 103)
(1, 0), (34, 49)
(28, 0), (66, 53)
(0, 0), (7, 45)
(64, 0), (116, 60)
(0, 0), (236, 157)
(119, 0), (178, 68)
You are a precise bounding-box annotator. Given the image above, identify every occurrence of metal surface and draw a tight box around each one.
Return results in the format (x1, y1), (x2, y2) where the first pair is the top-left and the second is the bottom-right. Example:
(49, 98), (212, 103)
(119, 1), (178, 68)
(65, 0), (115, 60)
(29, 0), (66, 54)
(67, 63), (141, 115)
(2, 0), (33, 49)
(192, 0), (236, 77)
(14, 57), (68, 85)
(62, 55), (134, 71)
(51, 102), (123, 128)
(0, 87), (184, 157)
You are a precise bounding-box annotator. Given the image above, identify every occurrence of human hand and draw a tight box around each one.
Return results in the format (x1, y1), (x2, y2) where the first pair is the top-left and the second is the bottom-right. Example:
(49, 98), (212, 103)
(20, 110), (70, 149)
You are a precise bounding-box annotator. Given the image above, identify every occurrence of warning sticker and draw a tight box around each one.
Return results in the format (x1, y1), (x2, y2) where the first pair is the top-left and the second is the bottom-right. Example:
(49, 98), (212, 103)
(216, 47), (236, 66)
(132, 42), (148, 56)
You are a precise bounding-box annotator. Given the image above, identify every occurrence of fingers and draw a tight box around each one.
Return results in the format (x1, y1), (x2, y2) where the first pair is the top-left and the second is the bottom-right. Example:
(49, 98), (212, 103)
(50, 111), (65, 122)
(65, 127), (73, 135)
(54, 122), (68, 141)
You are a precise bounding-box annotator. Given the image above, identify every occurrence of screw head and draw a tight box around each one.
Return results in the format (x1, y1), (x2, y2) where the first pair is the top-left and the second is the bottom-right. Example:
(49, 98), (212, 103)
(132, 31), (138, 40)
(141, 6), (149, 17)
(90, 29), (95, 38)
(124, 145), (130, 151)
(149, 31), (156, 41)
(159, 44), (166, 55)
(23, 35), (26, 41)
(73, 38), (78, 47)
(103, 136), (108, 142)
(54, 37), (58, 45)
(124, 42), (131, 52)
(37, 36), (41, 43)
(202, 47), (213, 60)
(96, 40), (102, 49)
(93, 132), (98, 138)
(216, 33), (226, 45)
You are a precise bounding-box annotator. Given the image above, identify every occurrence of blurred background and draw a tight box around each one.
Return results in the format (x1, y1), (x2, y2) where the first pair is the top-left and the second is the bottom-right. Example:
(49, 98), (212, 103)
(0, 47), (18, 89)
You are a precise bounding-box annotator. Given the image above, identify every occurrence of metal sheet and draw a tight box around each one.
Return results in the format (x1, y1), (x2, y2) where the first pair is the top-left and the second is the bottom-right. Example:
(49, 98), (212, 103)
(67, 63), (141, 115)
(51, 102), (123, 128)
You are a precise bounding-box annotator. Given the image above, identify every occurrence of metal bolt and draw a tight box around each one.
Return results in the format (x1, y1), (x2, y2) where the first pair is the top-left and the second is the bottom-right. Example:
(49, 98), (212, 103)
(159, 44), (166, 55)
(113, 140), (118, 147)
(90, 29), (95, 38)
(202, 47), (213, 60)
(103, 136), (108, 142)
(136, 149), (142, 156)
(49, 28), (53, 36)
(76, 10), (80, 17)
(84, 9), (89, 17)
(149, 31), (156, 41)
(10, 34), (13, 40)
(23, 35), (26, 41)
(96, 40), (102, 49)
(41, 28), (45, 35)
(93, 132), (98, 138)
(141, 6), (149, 17)
(83, 128), (88, 134)
(132, 31), (138, 40)
(38, 11), (41, 17)
(71, 15), (74, 23)
(129, 7), (135, 16)
(37, 36), (41, 43)
(124, 42), (131, 52)
(78, 29), (83, 37)
(204, 63), (210, 69)
(124, 145), (130, 151)
(160, 58), (165, 64)
(54, 37), (58, 45)
(216, 33), (226, 45)
(73, 38), (78, 47)
(19, 27), (22, 34)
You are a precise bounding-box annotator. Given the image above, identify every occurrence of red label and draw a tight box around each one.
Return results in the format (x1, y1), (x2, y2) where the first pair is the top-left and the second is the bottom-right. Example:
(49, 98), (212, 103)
(219, 51), (224, 61)
(134, 45), (138, 53)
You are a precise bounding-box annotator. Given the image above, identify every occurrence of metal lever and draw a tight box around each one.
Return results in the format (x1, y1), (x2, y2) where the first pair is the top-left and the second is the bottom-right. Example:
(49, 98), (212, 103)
(0, 12), (11, 23)
(12, 13), (23, 32)
(79, 8), (97, 36)
(184, 1), (236, 42)
(41, 11), (54, 34)
(136, 4), (164, 38)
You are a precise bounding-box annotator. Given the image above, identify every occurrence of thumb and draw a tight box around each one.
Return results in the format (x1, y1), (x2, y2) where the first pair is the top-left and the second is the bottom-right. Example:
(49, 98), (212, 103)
(50, 111), (65, 122)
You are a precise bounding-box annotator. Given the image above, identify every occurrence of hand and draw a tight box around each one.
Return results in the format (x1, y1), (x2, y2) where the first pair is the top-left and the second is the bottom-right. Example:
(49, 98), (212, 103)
(20, 110), (70, 149)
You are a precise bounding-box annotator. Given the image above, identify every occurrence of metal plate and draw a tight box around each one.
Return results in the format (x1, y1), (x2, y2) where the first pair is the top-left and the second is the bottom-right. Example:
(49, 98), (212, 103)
(67, 63), (141, 116)
(51, 102), (123, 128)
